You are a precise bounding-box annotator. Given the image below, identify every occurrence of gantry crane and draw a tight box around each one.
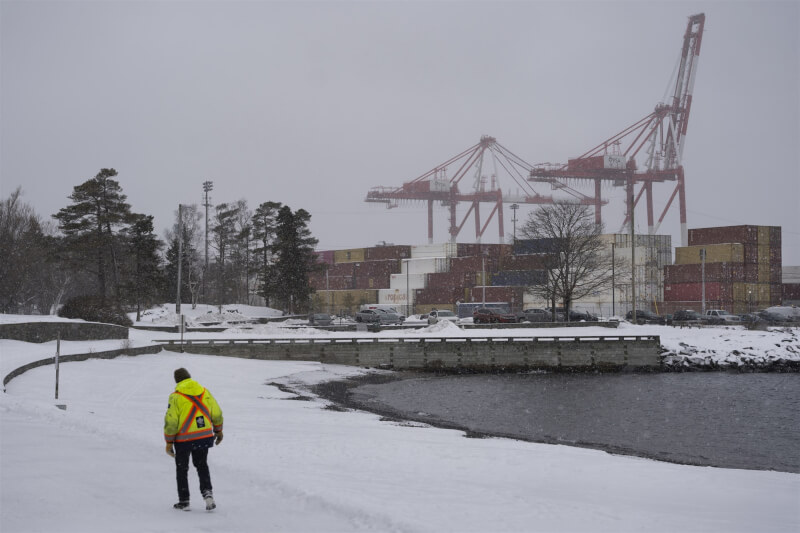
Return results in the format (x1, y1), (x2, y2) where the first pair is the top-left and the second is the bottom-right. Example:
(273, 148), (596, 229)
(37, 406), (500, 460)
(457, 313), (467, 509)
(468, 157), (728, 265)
(365, 135), (601, 243)
(529, 13), (705, 246)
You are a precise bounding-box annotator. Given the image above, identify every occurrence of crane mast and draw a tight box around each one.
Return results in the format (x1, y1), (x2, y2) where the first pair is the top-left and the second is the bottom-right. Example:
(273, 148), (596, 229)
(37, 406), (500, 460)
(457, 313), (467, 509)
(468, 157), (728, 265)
(528, 13), (704, 246)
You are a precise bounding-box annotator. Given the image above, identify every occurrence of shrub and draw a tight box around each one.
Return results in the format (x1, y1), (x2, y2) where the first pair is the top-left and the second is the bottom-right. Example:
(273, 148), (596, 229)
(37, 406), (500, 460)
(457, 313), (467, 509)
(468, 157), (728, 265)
(58, 295), (133, 327)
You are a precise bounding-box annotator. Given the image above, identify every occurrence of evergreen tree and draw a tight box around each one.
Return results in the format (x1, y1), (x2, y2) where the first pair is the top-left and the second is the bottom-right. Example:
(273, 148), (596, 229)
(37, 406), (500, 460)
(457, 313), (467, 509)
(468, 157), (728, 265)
(53, 169), (132, 305)
(269, 205), (319, 313)
(164, 222), (197, 306)
(123, 214), (164, 320)
(210, 202), (241, 306)
(252, 201), (282, 307)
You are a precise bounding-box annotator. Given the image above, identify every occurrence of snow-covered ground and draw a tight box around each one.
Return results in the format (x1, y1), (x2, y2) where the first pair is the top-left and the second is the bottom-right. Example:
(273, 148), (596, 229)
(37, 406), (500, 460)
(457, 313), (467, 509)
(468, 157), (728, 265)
(1, 312), (799, 531)
(2, 349), (798, 533)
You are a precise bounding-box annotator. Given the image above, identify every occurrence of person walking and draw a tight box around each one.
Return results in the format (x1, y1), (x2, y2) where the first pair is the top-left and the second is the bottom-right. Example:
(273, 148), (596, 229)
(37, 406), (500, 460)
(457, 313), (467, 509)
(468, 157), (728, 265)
(164, 368), (224, 511)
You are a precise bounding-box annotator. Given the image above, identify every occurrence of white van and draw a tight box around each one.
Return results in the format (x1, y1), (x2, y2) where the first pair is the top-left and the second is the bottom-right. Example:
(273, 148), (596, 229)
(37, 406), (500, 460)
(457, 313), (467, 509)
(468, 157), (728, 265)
(359, 304), (403, 315)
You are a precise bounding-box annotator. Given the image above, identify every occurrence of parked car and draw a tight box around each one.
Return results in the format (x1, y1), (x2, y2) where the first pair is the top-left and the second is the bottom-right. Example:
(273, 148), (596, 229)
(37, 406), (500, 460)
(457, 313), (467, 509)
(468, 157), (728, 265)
(568, 309), (599, 322)
(756, 310), (792, 325)
(427, 309), (461, 325)
(308, 313), (333, 327)
(544, 308), (566, 321)
(522, 308), (553, 322)
(473, 307), (518, 324)
(670, 309), (702, 325)
(703, 309), (741, 325)
(626, 310), (666, 325)
(355, 308), (404, 325)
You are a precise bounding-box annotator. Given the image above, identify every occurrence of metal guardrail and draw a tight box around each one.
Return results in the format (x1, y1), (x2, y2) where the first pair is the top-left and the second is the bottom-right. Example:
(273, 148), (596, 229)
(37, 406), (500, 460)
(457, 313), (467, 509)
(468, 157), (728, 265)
(153, 335), (659, 347)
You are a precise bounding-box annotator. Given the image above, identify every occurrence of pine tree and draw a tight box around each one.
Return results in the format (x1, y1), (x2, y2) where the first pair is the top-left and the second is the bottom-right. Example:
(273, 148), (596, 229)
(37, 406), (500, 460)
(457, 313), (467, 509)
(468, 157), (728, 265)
(53, 169), (132, 306)
(123, 214), (164, 321)
(269, 206), (319, 313)
(252, 201), (282, 307)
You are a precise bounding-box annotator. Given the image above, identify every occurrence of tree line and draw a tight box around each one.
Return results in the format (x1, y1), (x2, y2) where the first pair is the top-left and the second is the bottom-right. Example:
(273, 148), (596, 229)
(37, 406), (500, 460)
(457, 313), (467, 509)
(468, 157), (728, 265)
(0, 169), (320, 322)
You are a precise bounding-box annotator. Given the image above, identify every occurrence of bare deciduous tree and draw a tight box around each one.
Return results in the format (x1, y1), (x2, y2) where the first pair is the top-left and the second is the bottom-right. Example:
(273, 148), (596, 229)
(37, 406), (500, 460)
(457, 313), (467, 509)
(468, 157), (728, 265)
(519, 202), (623, 320)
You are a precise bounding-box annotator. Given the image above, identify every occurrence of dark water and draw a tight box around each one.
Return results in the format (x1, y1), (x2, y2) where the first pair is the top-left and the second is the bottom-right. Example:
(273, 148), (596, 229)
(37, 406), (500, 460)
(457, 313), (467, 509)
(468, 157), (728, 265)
(347, 372), (800, 473)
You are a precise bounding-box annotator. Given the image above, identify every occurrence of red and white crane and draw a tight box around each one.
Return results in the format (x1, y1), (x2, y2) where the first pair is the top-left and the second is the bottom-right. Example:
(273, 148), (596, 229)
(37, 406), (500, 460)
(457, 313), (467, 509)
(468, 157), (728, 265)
(365, 13), (705, 246)
(365, 135), (599, 244)
(529, 13), (705, 245)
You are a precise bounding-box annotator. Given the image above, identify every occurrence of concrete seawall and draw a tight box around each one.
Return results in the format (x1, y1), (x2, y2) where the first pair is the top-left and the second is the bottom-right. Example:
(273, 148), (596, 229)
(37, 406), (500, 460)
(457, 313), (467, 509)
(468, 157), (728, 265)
(0, 321), (128, 343)
(158, 335), (662, 371)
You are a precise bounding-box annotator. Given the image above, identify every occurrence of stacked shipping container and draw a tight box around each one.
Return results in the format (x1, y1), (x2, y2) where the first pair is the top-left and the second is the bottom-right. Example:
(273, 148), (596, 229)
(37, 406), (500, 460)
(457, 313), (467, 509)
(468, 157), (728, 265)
(664, 225), (782, 314)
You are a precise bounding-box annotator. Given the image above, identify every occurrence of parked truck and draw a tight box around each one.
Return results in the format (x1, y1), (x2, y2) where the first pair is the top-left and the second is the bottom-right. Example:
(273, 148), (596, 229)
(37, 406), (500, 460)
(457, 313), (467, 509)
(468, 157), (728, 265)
(703, 309), (741, 325)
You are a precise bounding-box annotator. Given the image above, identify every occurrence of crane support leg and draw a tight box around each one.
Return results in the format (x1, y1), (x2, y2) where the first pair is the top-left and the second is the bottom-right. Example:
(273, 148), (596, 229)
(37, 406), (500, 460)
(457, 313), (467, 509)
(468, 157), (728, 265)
(594, 179), (603, 226)
(678, 167), (688, 246)
(474, 201), (481, 242)
(645, 182), (654, 234)
(428, 199), (434, 244)
(449, 196), (458, 244)
(497, 196), (505, 243)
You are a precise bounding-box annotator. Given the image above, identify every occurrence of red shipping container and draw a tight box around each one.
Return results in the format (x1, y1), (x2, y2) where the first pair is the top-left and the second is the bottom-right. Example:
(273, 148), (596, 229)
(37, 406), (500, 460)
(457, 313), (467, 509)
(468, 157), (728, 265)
(365, 245), (412, 261)
(664, 263), (745, 284)
(783, 283), (800, 300)
(769, 247), (782, 265)
(770, 227), (782, 248)
(664, 282), (723, 302)
(688, 225), (760, 246)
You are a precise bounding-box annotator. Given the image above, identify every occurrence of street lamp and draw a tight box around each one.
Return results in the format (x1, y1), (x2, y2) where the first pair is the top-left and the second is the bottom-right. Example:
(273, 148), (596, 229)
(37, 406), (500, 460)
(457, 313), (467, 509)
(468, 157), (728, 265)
(202, 180), (213, 303)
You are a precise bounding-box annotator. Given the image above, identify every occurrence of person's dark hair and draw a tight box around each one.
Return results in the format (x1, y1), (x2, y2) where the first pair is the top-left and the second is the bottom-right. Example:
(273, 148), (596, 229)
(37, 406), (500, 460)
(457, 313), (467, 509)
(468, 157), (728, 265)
(174, 368), (191, 383)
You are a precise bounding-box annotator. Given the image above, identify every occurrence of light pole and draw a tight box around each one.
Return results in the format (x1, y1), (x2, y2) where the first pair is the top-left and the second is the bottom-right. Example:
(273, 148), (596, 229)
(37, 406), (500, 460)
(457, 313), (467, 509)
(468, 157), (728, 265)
(700, 248), (706, 314)
(202, 181), (213, 303)
(403, 259), (410, 317)
(510, 203), (519, 245)
(176, 204), (183, 315)
(611, 241), (616, 317)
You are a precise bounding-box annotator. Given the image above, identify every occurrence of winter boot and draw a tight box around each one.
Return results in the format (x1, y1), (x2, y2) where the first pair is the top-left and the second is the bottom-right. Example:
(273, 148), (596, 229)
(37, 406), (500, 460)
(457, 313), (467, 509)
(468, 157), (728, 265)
(202, 491), (216, 511)
(173, 501), (190, 511)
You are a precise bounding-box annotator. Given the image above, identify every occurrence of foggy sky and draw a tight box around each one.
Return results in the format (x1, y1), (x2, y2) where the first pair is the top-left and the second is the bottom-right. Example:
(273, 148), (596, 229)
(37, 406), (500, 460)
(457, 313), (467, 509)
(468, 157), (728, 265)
(1, 1), (798, 265)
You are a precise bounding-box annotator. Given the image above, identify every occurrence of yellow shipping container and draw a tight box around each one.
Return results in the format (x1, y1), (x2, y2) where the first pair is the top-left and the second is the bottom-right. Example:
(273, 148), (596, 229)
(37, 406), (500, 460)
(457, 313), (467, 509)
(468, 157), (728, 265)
(758, 262), (770, 283)
(315, 289), (378, 309)
(758, 245), (770, 265)
(334, 248), (366, 263)
(416, 303), (455, 314)
(675, 243), (744, 265)
(758, 226), (770, 246)
(733, 283), (770, 303)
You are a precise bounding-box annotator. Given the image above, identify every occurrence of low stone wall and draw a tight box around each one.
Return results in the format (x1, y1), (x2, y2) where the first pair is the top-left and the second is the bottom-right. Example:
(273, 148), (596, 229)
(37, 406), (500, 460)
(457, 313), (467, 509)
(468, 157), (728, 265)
(0, 322), (129, 343)
(3, 345), (162, 390)
(158, 335), (662, 371)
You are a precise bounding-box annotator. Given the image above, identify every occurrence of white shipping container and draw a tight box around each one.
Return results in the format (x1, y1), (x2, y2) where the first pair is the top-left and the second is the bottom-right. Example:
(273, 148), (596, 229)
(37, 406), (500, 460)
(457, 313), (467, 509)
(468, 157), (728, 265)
(603, 154), (626, 169)
(401, 257), (450, 274)
(390, 273), (427, 291)
(410, 243), (457, 259)
(378, 289), (415, 308)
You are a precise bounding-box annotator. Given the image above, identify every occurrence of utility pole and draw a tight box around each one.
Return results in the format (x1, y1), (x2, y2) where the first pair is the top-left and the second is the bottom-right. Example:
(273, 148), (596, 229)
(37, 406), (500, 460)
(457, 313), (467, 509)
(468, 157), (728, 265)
(630, 191), (636, 323)
(202, 181), (213, 303)
(611, 241), (616, 317)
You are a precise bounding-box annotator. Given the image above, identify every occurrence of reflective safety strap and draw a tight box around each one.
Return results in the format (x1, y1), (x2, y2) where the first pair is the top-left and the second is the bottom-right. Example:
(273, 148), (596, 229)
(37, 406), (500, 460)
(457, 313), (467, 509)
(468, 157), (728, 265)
(178, 405), (198, 435)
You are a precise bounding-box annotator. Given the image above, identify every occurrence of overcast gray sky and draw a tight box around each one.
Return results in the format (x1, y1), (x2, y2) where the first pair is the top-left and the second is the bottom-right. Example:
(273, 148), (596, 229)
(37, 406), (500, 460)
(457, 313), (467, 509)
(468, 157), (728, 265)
(2, 0), (798, 265)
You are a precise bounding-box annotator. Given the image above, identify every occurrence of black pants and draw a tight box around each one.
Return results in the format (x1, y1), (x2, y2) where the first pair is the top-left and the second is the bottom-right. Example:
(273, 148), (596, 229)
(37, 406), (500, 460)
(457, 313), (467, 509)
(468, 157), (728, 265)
(174, 441), (213, 502)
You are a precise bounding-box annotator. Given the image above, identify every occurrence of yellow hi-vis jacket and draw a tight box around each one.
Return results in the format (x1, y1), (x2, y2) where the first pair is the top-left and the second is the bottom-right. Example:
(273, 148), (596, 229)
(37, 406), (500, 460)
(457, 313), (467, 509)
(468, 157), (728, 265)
(164, 378), (223, 444)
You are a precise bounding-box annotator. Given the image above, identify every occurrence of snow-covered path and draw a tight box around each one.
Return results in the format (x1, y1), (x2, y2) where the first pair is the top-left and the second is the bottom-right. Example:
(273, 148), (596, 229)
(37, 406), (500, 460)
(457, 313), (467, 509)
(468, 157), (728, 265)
(2, 350), (798, 533)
